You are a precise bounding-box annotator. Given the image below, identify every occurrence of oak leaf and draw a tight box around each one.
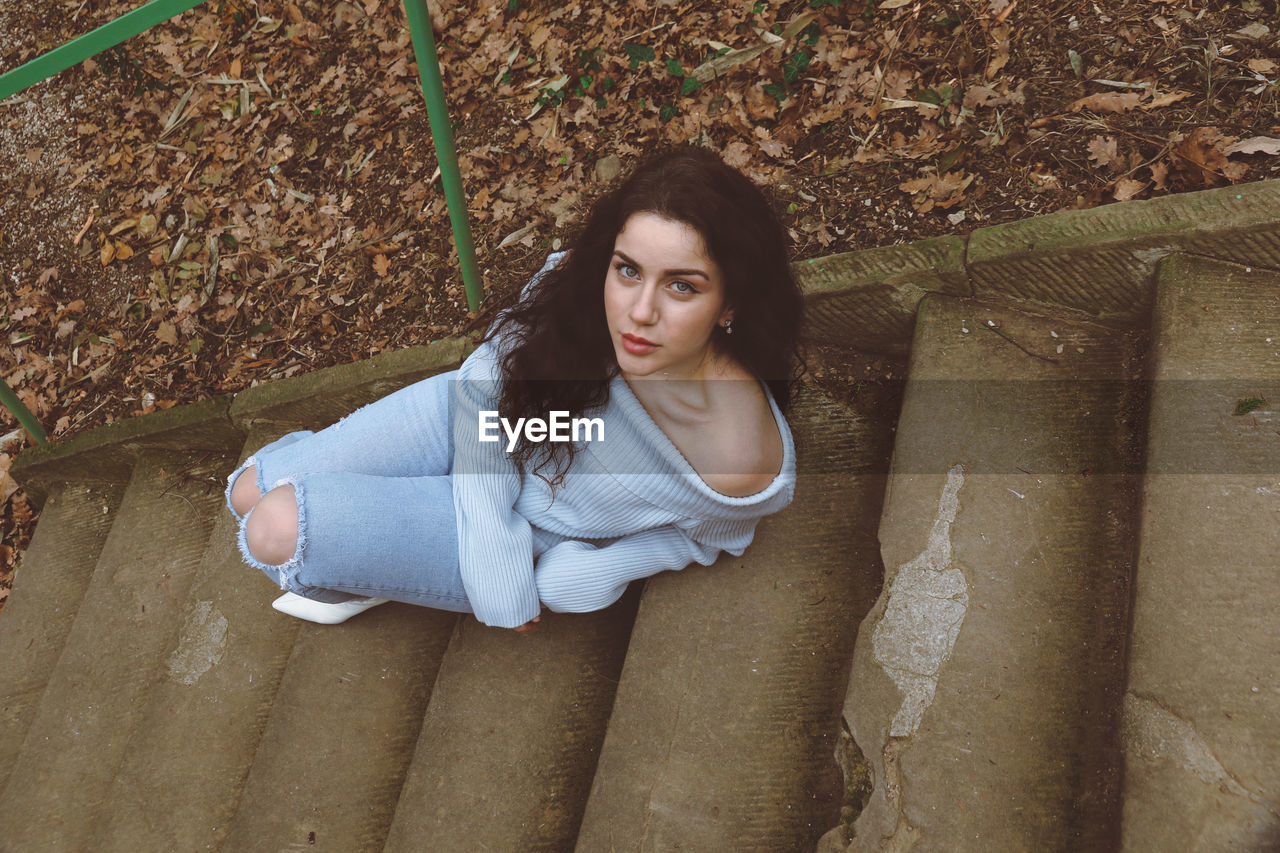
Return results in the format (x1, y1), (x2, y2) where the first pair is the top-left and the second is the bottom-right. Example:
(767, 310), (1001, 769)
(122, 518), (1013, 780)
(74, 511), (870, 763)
(1087, 135), (1119, 169)
(1173, 127), (1233, 186)
(1149, 161), (1170, 191)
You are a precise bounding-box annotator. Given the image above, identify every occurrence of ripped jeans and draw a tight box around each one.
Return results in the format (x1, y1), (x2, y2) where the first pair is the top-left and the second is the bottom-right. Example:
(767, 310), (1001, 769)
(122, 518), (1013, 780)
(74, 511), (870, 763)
(224, 369), (473, 613)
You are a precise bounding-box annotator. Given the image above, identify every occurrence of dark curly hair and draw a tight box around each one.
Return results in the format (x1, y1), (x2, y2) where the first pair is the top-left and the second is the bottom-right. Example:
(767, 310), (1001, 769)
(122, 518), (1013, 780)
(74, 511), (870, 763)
(487, 145), (803, 480)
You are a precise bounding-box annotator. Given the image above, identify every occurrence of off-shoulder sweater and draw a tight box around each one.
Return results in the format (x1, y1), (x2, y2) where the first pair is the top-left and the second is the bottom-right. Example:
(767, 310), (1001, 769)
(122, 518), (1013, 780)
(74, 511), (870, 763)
(449, 256), (797, 628)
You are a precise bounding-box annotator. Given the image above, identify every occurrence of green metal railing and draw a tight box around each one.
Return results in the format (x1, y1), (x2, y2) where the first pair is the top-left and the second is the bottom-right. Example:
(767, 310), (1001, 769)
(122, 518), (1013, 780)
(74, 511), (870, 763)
(0, 382), (47, 445)
(0, 0), (483, 445)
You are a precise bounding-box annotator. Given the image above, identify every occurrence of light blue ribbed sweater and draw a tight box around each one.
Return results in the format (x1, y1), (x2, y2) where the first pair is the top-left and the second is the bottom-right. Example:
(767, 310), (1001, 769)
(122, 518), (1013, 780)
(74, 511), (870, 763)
(449, 261), (797, 628)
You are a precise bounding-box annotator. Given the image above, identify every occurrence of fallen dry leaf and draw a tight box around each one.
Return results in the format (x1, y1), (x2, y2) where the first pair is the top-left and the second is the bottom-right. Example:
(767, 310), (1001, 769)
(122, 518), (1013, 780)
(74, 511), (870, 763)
(156, 321), (179, 345)
(899, 170), (974, 213)
(984, 25), (1011, 80)
(1070, 92), (1142, 113)
(1247, 58), (1277, 74)
(1230, 22), (1270, 42)
(1112, 178), (1145, 201)
(1173, 127), (1234, 186)
(1087, 135), (1120, 169)
(963, 86), (1002, 110)
(372, 253), (390, 277)
(137, 213), (158, 239)
(1224, 136), (1280, 156)
(755, 126), (790, 160)
(0, 461), (17, 505)
(1144, 90), (1193, 109)
(1222, 161), (1249, 181)
(1149, 161), (1169, 191)
(721, 140), (752, 169)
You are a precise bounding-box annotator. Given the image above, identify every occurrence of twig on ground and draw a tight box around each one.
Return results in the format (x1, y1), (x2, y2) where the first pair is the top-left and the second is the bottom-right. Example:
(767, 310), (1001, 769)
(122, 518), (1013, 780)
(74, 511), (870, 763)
(982, 324), (1061, 365)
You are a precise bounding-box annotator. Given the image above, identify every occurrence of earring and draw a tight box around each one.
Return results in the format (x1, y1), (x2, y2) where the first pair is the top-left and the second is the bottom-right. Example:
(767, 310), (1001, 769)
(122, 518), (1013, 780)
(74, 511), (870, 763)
(722, 319), (734, 335)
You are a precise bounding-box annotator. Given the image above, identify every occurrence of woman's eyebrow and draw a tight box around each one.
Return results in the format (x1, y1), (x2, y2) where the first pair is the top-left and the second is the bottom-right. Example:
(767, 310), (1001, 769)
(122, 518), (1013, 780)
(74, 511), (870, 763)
(613, 249), (710, 280)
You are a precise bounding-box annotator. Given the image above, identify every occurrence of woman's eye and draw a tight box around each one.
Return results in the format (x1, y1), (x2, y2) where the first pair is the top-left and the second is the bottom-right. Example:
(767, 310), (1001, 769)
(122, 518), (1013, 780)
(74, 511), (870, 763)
(618, 263), (638, 278)
(671, 280), (696, 294)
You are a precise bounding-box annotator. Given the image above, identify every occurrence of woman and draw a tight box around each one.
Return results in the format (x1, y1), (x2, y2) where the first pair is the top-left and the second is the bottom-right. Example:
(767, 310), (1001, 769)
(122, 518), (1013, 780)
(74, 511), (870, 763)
(227, 146), (803, 630)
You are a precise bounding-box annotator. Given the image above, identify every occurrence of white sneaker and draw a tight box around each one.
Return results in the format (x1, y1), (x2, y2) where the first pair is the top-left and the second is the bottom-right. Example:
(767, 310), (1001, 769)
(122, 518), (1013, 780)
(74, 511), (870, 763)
(271, 592), (390, 624)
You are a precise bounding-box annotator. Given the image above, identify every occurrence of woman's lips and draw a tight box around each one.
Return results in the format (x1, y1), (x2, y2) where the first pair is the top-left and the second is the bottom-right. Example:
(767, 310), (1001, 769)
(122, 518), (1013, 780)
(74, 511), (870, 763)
(621, 333), (659, 355)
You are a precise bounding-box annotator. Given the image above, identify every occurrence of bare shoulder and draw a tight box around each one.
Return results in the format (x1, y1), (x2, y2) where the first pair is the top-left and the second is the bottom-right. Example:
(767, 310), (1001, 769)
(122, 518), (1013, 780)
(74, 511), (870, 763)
(700, 369), (785, 498)
(632, 362), (787, 498)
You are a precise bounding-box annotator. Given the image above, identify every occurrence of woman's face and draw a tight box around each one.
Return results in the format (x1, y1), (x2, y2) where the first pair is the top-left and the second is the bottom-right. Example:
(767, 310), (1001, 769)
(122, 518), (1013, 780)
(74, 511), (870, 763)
(604, 212), (733, 380)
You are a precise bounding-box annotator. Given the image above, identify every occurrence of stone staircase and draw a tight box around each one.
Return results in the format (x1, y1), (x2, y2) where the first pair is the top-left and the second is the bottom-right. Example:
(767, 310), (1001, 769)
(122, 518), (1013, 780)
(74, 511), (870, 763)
(2, 179), (1277, 851)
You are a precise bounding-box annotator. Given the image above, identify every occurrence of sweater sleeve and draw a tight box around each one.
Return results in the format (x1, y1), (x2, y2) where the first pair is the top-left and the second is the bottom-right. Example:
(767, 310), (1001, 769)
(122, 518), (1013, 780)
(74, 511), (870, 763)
(447, 249), (571, 627)
(451, 344), (542, 628)
(534, 518), (754, 613)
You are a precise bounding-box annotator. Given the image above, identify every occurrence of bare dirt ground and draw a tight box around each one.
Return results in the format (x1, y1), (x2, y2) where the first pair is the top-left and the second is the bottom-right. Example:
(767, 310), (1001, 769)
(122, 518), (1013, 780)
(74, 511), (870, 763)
(2, 0), (1278, 600)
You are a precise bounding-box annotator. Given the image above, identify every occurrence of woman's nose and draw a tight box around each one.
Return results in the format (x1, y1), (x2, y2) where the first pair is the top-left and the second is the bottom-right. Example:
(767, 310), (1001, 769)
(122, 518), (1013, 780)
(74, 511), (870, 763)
(629, 284), (658, 325)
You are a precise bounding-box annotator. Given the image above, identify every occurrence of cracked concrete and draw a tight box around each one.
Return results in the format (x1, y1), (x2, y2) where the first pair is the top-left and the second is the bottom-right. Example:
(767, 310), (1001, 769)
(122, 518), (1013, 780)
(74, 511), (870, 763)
(165, 600), (227, 685)
(1120, 256), (1280, 851)
(872, 464), (967, 738)
(1122, 693), (1273, 810)
(834, 293), (1141, 851)
(1121, 693), (1280, 851)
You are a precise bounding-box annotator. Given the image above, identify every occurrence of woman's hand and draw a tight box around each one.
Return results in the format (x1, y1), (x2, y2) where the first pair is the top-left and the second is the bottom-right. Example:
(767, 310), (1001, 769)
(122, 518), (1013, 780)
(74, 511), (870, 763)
(513, 615), (541, 633)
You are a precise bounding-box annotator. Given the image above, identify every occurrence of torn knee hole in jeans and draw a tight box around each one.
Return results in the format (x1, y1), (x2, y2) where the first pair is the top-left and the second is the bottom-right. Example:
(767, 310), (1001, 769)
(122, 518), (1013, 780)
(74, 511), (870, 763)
(236, 476), (308, 589)
(224, 454), (265, 522)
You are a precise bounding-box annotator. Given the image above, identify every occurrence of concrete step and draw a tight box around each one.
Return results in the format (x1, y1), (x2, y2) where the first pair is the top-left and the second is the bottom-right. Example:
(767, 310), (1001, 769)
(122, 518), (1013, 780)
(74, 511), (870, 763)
(90, 342), (470, 851)
(0, 450), (232, 850)
(1120, 255), (1280, 850)
(89, 424), (304, 852)
(573, 382), (898, 851)
(0, 480), (125, 791)
(221, 603), (456, 852)
(835, 294), (1147, 851)
(383, 592), (639, 851)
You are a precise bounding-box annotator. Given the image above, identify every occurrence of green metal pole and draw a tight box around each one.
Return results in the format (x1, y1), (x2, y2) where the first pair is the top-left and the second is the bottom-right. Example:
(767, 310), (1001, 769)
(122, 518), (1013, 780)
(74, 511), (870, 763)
(0, 377), (47, 445)
(402, 0), (484, 311)
(0, 0), (206, 101)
